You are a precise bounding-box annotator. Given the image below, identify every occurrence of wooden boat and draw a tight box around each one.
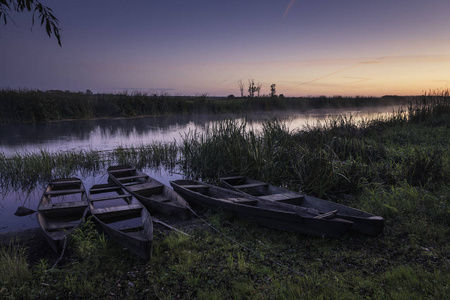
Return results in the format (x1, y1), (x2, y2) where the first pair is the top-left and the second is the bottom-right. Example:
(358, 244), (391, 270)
(88, 183), (153, 260)
(107, 165), (191, 220)
(170, 179), (354, 238)
(219, 176), (384, 236)
(37, 178), (89, 253)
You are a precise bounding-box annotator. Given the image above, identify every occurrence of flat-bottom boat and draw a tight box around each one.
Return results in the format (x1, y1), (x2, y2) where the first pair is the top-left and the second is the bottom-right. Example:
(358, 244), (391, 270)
(108, 165), (191, 220)
(88, 183), (153, 260)
(170, 179), (354, 238)
(37, 178), (89, 253)
(219, 176), (384, 236)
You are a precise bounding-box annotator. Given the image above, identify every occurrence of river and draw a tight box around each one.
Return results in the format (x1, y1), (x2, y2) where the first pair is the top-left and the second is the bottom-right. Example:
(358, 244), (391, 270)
(0, 106), (400, 232)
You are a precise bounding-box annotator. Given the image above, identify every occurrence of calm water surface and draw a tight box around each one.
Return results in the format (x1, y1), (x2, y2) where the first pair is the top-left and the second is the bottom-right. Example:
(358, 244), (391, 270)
(0, 106), (400, 232)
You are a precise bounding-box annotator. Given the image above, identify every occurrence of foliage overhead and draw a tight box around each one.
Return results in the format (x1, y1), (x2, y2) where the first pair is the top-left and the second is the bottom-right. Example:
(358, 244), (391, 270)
(0, 0), (61, 46)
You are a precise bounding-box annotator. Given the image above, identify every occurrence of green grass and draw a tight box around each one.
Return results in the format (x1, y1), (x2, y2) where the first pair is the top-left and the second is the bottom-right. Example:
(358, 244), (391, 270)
(0, 90), (449, 299)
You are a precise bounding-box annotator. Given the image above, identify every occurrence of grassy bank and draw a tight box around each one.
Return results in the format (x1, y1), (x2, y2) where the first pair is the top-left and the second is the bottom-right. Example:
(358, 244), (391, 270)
(0, 92), (449, 299)
(0, 88), (407, 122)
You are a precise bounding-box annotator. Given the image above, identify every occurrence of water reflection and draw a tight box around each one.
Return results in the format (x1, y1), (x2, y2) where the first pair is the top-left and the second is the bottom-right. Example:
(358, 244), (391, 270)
(0, 106), (399, 155)
(0, 106), (400, 232)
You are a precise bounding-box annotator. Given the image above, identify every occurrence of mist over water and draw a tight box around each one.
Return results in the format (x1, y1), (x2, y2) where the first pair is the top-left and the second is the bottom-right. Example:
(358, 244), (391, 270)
(0, 106), (399, 155)
(0, 106), (400, 232)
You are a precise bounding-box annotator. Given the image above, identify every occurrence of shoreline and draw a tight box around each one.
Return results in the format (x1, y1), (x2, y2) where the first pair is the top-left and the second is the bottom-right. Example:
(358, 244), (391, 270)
(0, 227), (60, 265)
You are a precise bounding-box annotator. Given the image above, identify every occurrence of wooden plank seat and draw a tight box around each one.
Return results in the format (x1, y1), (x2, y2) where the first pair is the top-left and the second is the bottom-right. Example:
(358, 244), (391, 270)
(224, 197), (258, 206)
(234, 183), (268, 189)
(89, 194), (132, 202)
(108, 167), (136, 173)
(89, 186), (121, 193)
(259, 193), (304, 202)
(127, 181), (164, 192)
(314, 210), (338, 219)
(45, 188), (85, 196)
(39, 201), (88, 211)
(91, 204), (143, 219)
(120, 225), (144, 233)
(117, 175), (149, 181)
(50, 180), (82, 186)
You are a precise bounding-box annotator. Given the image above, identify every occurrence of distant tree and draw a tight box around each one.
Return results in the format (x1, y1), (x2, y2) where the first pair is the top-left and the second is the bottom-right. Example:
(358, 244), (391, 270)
(0, 0), (62, 46)
(270, 84), (277, 97)
(279, 94), (285, 98)
(248, 79), (256, 98)
(227, 94), (235, 98)
(85, 89), (93, 95)
(256, 82), (262, 97)
(237, 80), (244, 97)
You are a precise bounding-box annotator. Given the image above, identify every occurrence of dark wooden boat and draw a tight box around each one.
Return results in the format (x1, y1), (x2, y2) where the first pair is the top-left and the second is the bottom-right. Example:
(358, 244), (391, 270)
(37, 178), (89, 253)
(107, 165), (191, 220)
(88, 183), (153, 260)
(219, 176), (384, 236)
(170, 179), (354, 238)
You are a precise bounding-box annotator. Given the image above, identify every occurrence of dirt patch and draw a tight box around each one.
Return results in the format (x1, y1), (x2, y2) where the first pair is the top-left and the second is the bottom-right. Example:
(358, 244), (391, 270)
(0, 227), (61, 266)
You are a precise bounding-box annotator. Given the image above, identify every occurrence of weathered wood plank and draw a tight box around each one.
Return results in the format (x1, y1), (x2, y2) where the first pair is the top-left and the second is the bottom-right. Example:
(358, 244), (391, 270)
(45, 222), (76, 231)
(182, 184), (209, 189)
(220, 176), (245, 181)
(117, 175), (149, 181)
(149, 194), (171, 202)
(91, 204), (143, 218)
(50, 180), (81, 186)
(314, 210), (339, 219)
(39, 201), (88, 211)
(45, 188), (85, 196)
(89, 186), (121, 193)
(127, 181), (164, 192)
(234, 183), (268, 189)
(90, 194), (132, 202)
(259, 193), (304, 202)
(224, 197), (258, 206)
(108, 167), (136, 173)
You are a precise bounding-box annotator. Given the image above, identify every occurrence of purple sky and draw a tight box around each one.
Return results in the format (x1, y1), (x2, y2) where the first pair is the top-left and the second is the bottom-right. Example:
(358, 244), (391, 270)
(1, 0), (450, 96)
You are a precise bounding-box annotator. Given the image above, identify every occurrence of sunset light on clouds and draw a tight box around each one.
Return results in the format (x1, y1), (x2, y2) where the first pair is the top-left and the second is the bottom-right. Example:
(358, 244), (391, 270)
(1, 0), (450, 97)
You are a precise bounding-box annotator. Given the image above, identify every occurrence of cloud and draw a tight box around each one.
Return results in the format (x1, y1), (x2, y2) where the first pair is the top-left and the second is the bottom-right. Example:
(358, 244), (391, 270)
(297, 56), (389, 86)
(284, 0), (298, 18)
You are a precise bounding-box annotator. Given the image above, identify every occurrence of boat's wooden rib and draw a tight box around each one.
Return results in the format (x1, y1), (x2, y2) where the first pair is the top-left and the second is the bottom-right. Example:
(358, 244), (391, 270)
(88, 183), (153, 260)
(37, 178), (89, 253)
(44, 188), (86, 196)
(170, 179), (353, 238)
(107, 165), (192, 220)
(219, 176), (384, 236)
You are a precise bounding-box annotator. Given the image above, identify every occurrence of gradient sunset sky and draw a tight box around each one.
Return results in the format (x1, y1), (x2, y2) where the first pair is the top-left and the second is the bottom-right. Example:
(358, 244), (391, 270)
(1, 0), (450, 97)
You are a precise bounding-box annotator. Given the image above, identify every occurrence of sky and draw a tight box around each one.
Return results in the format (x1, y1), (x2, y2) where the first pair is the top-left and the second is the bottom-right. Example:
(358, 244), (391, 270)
(1, 0), (450, 97)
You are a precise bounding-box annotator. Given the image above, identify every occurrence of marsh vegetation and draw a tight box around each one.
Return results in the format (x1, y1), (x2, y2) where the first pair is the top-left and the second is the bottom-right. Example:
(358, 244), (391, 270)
(0, 89), (407, 122)
(0, 90), (448, 299)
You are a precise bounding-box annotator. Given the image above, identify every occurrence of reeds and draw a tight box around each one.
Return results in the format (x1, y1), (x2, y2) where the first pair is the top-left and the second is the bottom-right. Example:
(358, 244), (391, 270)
(0, 88), (408, 123)
(0, 142), (178, 190)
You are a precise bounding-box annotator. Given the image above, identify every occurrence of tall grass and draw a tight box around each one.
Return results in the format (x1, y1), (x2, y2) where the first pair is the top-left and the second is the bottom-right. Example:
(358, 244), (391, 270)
(0, 242), (31, 287)
(179, 91), (449, 199)
(0, 142), (178, 190)
(0, 90), (448, 299)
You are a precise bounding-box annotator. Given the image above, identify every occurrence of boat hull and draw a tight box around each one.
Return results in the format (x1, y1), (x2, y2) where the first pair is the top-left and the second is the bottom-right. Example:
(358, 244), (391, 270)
(219, 176), (384, 236)
(107, 165), (192, 220)
(170, 180), (353, 238)
(88, 183), (153, 260)
(37, 178), (89, 253)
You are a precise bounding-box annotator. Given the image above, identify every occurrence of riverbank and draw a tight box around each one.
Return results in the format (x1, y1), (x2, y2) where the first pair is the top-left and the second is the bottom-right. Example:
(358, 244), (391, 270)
(0, 89), (408, 123)
(0, 92), (448, 299)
